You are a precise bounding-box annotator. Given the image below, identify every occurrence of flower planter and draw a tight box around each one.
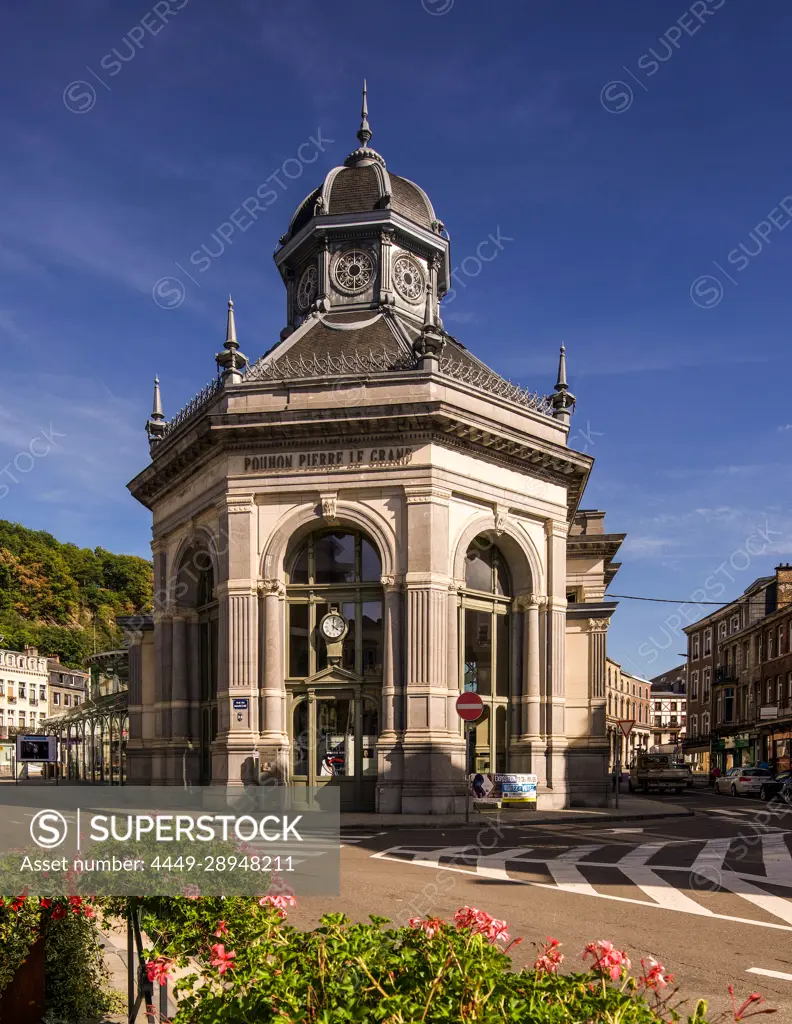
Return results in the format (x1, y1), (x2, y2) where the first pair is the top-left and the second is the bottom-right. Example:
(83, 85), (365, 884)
(0, 937), (45, 1024)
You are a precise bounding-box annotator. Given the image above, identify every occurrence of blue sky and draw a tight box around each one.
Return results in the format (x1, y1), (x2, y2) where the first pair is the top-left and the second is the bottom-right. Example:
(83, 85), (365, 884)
(0, 0), (790, 677)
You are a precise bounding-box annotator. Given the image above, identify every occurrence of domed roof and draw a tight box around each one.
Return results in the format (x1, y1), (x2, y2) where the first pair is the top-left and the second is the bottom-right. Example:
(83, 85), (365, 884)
(283, 84), (442, 244)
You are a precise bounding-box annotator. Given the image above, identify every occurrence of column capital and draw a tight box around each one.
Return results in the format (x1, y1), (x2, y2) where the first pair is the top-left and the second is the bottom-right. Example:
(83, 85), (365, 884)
(494, 504), (511, 537)
(258, 578), (286, 598)
(216, 494), (255, 515)
(514, 593), (546, 611)
(380, 574), (405, 592)
(586, 618), (611, 633)
(123, 630), (145, 647)
(544, 519), (568, 540)
(404, 485), (451, 505)
(216, 580), (258, 599)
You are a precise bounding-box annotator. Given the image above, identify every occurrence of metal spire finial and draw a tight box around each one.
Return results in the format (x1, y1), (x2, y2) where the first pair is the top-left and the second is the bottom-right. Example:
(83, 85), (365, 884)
(555, 344), (568, 391)
(146, 375), (166, 443)
(357, 79), (372, 148)
(552, 344), (576, 425)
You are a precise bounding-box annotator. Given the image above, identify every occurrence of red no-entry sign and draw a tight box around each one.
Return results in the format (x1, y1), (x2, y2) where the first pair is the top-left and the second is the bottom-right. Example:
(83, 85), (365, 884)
(456, 692), (484, 722)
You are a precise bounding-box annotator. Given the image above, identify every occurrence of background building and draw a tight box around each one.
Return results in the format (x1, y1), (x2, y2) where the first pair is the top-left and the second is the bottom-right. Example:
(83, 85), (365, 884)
(125, 95), (626, 812)
(649, 685), (686, 756)
(0, 645), (49, 737)
(47, 656), (88, 718)
(606, 658), (651, 768)
(684, 564), (792, 772)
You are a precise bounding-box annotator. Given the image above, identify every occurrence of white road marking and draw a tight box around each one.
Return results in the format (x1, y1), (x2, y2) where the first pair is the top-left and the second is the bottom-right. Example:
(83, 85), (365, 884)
(475, 848), (534, 880)
(372, 849), (792, 931)
(602, 828), (644, 834)
(617, 844), (715, 917)
(760, 834), (792, 885)
(690, 837), (733, 876)
(746, 967), (792, 982)
(718, 870), (792, 926)
(545, 846), (603, 898)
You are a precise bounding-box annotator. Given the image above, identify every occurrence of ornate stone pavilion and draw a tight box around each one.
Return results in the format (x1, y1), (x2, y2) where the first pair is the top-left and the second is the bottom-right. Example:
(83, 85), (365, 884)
(126, 88), (624, 812)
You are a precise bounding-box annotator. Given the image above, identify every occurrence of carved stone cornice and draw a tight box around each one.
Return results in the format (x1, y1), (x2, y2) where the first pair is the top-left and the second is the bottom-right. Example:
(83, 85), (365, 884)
(217, 494), (254, 515)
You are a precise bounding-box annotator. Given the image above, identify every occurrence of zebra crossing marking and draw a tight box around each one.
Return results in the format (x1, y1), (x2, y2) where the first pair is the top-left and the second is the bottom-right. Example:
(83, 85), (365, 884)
(372, 836), (792, 932)
(747, 967), (792, 982)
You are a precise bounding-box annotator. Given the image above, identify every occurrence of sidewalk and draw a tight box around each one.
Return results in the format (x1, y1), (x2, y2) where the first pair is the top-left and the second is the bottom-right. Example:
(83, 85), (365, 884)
(340, 793), (693, 828)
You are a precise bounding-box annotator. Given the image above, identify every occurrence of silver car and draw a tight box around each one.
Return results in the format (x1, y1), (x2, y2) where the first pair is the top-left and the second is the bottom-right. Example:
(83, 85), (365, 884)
(715, 767), (772, 797)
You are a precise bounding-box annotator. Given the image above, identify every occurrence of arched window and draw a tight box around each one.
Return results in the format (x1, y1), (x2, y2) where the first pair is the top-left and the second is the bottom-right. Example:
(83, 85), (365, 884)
(286, 530), (383, 679)
(461, 537), (512, 774)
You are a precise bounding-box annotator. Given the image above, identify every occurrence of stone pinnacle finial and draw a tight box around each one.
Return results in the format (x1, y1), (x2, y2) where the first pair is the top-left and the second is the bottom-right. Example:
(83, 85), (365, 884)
(357, 79), (372, 148)
(146, 375), (166, 442)
(226, 295), (237, 345)
(552, 344), (576, 425)
(151, 376), (164, 422)
(216, 295), (247, 384)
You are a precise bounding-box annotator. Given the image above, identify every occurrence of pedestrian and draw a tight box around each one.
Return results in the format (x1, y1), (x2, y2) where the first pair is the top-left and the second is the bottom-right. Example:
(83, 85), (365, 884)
(611, 763), (619, 793)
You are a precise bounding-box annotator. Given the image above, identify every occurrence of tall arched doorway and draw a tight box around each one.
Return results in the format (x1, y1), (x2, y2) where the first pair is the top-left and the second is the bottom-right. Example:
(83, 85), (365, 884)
(460, 536), (513, 774)
(285, 528), (383, 810)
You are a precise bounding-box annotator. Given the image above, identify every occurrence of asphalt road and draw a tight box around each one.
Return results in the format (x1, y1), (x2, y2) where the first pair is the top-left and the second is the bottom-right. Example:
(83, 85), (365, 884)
(291, 790), (792, 1021)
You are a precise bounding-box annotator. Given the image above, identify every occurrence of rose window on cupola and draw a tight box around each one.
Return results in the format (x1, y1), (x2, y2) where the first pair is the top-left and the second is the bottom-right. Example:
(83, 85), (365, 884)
(393, 254), (425, 303)
(333, 248), (375, 294)
(296, 265), (318, 311)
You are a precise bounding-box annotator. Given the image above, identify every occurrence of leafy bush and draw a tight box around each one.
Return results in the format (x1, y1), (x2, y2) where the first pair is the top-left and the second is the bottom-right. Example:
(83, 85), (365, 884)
(134, 898), (777, 1024)
(0, 895), (118, 1022)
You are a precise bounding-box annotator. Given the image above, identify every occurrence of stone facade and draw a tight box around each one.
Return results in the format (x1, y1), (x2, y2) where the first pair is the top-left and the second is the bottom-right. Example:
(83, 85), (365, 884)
(126, 93), (625, 811)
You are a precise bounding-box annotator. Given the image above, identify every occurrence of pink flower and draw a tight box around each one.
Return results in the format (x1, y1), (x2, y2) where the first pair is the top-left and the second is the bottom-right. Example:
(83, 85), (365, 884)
(259, 893), (297, 919)
(639, 958), (674, 991)
(535, 937), (564, 975)
(210, 943), (236, 975)
(453, 907), (511, 945)
(408, 916), (444, 939)
(214, 920), (228, 937)
(583, 940), (631, 982)
(146, 957), (175, 987)
(728, 985), (777, 1021)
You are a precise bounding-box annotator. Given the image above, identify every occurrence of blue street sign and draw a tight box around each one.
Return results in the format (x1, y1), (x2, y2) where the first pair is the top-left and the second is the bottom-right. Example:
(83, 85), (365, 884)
(232, 699), (249, 710)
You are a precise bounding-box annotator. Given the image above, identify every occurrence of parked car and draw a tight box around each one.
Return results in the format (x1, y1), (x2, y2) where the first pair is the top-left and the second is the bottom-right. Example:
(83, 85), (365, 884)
(757, 769), (792, 801)
(714, 766), (773, 797)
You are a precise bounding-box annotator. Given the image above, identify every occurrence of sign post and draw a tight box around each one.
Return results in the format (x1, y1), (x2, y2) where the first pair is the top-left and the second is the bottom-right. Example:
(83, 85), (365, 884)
(456, 692), (484, 823)
(615, 720), (635, 809)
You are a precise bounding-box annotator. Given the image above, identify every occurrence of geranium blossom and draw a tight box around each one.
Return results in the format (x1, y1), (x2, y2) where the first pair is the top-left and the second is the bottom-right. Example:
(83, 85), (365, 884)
(146, 957), (175, 987)
(535, 937), (564, 975)
(408, 916), (444, 939)
(639, 957), (674, 991)
(453, 907), (511, 945)
(210, 943), (236, 975)
(214, 920), (228, 937)
(259, 893), (297, 919)
(583, 940), (631, 982)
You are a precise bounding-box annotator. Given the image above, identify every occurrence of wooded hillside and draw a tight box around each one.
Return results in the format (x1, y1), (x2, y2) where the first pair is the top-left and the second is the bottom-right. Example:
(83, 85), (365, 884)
(0, 520), (153, 668)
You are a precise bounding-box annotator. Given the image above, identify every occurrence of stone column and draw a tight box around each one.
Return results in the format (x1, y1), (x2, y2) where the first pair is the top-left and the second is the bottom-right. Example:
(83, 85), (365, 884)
(401, 485), (466, 815)
(377, 575), (404, 812)
(446, 581), (463, 733)
(259, 578), (289, 781)
(379, 227), (395, 306)
(123, 629), (147, 784)
(544, 520), (568, 801)
(510, 594), (546, 781)
(213, 494), (259, 786)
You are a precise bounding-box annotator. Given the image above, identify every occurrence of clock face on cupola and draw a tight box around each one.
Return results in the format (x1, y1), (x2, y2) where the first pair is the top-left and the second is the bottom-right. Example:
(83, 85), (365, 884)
(273, 82), (451, 339)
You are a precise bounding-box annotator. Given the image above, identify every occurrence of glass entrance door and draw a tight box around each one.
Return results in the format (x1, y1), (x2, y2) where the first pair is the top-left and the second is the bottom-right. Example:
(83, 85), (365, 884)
(290, 691), (378, 810)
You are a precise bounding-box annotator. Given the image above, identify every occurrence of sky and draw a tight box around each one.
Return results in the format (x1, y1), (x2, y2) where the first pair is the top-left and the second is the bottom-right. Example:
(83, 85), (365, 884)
(0, 0), (791, 679)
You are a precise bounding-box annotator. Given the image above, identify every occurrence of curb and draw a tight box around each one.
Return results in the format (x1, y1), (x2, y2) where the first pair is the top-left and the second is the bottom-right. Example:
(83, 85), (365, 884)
(340, 806), (695, 829)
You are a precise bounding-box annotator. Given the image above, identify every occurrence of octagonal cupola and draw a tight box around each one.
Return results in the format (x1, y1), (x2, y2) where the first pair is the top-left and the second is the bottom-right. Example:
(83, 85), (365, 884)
(274, 83), (451, 339)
